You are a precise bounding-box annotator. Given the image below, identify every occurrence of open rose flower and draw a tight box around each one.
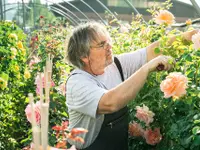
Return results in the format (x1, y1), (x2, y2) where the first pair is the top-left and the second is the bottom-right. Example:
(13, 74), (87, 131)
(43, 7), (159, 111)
(135, 104), (155, 126)
(154, 10), (175, 26)
(192, 32), (200, 50)
(129, 121), (144, 137)
(8, 33), (18, 40)
(25, 101), (41, 125)
(143, 128), (162, 145)
(119, 23), (131, 33)
(160, 72), (188, 98)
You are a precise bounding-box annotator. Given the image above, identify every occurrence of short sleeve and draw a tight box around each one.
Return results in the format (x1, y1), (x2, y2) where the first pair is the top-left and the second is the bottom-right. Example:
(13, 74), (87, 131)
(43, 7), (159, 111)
(66, 74), (107, 118)
(117, 47), (147, 79)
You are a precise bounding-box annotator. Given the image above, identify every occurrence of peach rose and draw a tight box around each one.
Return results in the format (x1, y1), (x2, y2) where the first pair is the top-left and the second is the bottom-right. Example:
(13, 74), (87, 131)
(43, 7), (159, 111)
(25, 101), (41, 125)
(160, 72), (188, 98)
(192, 32), (200, 50)
(154, 10), (175, 26)
(129, 121), (144, 137)
(135, 104), (155, 126)
(186, 19), (192, 26)
(143, 128), (162, 145)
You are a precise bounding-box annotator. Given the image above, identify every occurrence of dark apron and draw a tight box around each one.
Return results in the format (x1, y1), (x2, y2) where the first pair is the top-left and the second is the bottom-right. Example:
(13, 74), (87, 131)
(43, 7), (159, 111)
(82, 106), (128, 150)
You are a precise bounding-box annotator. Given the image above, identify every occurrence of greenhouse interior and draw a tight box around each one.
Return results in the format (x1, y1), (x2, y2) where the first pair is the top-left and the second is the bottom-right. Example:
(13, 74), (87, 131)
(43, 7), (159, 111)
(1, 0), (200, 149)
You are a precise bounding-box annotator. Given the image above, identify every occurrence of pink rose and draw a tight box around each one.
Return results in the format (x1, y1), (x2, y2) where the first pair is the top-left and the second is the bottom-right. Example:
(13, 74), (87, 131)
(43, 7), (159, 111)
(135, 104), (155, 126)
(160, 72), (188, 98)
(129, 121), (144, 137)
(143, 128), (162, 145)
(25, 101), (41, 125)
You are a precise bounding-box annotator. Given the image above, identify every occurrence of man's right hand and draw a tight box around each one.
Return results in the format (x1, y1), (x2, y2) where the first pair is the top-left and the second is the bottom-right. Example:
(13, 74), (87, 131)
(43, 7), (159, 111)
(144, 55), (174, 73)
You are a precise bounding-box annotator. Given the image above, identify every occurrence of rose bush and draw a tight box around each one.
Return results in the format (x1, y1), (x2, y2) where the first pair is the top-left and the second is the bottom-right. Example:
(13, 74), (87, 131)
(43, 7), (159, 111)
(106, 1), (200, 149)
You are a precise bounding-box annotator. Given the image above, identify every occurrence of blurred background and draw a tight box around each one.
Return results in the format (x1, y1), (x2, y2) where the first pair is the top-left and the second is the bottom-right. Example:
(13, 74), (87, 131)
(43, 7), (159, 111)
(1, 0), (200, 32)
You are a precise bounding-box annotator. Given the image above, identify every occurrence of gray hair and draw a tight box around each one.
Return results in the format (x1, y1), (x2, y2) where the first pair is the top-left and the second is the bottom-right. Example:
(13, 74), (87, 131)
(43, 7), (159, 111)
(66, 21), (109, 69)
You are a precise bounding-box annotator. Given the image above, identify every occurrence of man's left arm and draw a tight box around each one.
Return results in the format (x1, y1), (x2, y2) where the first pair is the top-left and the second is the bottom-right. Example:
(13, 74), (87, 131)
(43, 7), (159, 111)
(146, 29), (199, 62)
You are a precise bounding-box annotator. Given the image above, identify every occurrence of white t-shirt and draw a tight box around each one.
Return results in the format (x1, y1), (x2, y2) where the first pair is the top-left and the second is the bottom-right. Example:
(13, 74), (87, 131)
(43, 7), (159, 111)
(66, 48), (147, 149)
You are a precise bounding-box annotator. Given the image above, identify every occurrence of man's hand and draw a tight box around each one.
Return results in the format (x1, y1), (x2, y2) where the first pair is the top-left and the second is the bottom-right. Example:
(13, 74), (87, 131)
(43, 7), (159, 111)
(144, 55), (174, 73)
(182, 29), (199, 41)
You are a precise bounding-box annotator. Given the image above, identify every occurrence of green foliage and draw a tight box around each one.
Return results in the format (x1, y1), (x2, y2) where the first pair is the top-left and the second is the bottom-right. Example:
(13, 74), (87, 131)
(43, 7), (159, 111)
(0, 21), (29, 149)
(105, 1), (200, 150)
(0, 20), (72, 149)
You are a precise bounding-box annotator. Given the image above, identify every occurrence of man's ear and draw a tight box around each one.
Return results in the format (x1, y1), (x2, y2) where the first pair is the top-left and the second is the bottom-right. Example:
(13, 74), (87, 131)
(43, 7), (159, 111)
(81, 57), (89, 64)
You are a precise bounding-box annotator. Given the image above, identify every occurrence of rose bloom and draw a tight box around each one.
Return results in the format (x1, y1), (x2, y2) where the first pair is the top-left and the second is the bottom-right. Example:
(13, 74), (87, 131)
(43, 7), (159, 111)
(25, 101), (41, 125)
(9, 33), (18, 40)
(17, 41), (24, 50)
(129, 121), (144, 137)
(119, 23), (131, 33)
(154, 10), (175, 26)
(186, 19), (192, 25)
(143, 128), (162, 145)
(135, 104), (155, 126)
(24, 69), (31, 79)
(160, 72), (188, 98)
(0, 77), (8, 89)
(192, 32), (200, 50)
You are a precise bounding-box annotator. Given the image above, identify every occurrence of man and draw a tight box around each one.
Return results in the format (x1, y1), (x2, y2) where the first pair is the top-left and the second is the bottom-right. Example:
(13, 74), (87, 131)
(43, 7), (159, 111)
(66, 22), (196, 150)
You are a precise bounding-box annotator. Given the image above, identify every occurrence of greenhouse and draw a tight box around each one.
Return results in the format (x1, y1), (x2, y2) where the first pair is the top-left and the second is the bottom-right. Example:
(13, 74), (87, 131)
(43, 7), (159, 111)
(1, 0), (200, 150)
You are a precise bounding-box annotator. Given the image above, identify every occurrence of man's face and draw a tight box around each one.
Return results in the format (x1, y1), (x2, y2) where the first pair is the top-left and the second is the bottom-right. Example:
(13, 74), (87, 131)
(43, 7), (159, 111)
(82, 35), (113, 75)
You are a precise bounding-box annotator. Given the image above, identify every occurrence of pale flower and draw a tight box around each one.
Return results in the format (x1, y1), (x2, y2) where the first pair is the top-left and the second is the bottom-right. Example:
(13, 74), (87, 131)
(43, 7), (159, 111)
(154, 10), (175, 26)
(25, 101), (41, 125)
(9, 33), (18, 40)
(0, 77), (8, 90)
(29, 56), (40, 68)
(143, 128), (162, 145)
(192, 32), (200, 50)
(24, 69), (31, 79)
(11, 47), (17, 57)
(135, 104), (155, 126)
(160, 72), (188, 98)
(119, 23), (131, 33)
(129, 121), (144, 137)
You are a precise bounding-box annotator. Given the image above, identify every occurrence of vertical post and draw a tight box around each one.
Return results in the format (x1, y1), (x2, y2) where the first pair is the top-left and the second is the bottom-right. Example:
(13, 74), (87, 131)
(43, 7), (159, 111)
(18, 2), (19, 25)
(22, 0), (25, 30)
(3, 0), (5, 20)
(0, 0), (3, 20)
(32, 0), (35, 28)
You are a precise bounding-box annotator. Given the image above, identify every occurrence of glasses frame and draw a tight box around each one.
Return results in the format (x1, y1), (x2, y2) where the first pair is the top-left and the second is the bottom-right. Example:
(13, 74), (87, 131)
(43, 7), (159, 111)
(90, 40), (112, 50)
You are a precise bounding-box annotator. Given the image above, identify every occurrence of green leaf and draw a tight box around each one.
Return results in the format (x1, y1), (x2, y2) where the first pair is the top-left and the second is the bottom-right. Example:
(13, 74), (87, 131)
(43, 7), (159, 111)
(192, 126), (200, 135)
(154, 47), (160, 54)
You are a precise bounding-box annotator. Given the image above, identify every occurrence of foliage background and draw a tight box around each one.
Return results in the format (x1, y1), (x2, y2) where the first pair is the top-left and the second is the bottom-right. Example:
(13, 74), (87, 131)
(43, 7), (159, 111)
(1, 0), (200, 149)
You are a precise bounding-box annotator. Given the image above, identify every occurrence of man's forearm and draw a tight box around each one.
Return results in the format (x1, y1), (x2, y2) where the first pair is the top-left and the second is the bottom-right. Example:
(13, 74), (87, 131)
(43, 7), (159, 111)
(98, 65), (149, 114)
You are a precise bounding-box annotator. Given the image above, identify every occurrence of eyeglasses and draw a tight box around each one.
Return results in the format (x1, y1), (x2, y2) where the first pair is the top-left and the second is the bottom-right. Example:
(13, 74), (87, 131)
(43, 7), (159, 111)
(90, 40), (112, 50)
